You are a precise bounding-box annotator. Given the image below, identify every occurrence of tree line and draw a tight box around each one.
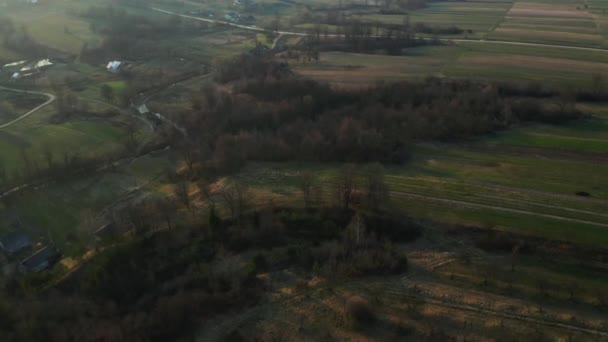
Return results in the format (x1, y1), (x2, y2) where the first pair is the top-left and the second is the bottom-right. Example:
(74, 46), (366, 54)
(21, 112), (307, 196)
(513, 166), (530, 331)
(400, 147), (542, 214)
(173, 54), (584, 173)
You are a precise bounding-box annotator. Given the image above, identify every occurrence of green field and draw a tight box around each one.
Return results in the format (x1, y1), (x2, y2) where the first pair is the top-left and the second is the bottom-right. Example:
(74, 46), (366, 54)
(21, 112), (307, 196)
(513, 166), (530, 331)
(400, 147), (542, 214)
(0, 106), (131, 175)
(2, 150), (174, 256)
(225, 100), (608, 248)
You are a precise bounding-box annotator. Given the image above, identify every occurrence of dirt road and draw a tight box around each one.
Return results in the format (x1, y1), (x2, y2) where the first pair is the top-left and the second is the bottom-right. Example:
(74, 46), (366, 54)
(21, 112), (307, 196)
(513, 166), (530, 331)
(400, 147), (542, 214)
(0, 85), (56, 129)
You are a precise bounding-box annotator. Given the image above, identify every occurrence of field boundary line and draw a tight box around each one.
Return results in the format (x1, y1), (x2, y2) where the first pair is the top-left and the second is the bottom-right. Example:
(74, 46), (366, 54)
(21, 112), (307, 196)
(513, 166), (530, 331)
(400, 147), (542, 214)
(153, 7), (608, 53)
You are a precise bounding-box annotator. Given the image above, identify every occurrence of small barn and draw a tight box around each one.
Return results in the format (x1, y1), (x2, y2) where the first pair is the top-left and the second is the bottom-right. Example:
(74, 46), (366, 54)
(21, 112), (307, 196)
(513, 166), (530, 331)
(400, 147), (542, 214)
(0, 232), (32, 256)
(106, 61), (122, 73)
(20, 246), (61, 273)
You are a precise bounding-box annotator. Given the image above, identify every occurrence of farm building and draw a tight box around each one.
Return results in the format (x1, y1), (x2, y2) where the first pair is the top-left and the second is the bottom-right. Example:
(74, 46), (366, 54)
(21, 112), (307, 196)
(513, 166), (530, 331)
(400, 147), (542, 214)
(0, 232), (32, 256)
(11, 72), (21, 80)
(20, 246), (61, 273)
(20, 59), (52, 72)
(2, 60), (27, 68)
(106, 61), (122, 73)
(234, 0), (254, 5)
(225, 12), (243, 22)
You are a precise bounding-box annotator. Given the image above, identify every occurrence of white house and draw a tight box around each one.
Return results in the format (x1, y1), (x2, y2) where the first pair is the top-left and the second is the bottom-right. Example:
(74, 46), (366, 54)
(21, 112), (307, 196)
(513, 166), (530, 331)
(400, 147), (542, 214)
(106, 61), (122, 73)
(20, 59), (52, 72)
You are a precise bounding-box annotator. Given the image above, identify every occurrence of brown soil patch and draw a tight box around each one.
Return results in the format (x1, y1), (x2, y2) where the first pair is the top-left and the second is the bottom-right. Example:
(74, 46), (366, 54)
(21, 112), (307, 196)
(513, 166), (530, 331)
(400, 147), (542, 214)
(509, 3), (591, 18)
(460, 54), (608, 73)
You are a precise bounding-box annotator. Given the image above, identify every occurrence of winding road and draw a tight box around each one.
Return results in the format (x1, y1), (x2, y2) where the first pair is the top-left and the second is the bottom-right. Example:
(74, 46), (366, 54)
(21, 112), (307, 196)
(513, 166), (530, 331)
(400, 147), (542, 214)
(0, 85), (56, 129)
(152, 7), (608, 53)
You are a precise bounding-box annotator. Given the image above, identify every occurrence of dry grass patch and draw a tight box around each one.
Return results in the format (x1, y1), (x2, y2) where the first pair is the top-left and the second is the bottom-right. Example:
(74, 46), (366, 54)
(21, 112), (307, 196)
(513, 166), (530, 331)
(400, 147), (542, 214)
(500, 23), (598, 34)
(508, 2), (591, 18)
(492, 27), (603, 44)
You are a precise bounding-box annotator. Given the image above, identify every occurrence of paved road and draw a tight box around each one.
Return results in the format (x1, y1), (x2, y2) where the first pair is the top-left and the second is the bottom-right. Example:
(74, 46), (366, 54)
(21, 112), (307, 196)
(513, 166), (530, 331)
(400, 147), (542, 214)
(152, 7), (608, 53)
(0, 86), (56, 129)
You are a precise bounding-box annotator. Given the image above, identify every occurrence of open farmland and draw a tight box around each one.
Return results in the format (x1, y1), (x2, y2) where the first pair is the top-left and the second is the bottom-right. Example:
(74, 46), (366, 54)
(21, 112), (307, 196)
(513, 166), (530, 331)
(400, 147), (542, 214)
(2, 149), (174, 257)
(293, 46), (459, 87)
(228, 100), (608, 248)
(489, 1), (605, 47)
(2, 0), (608, 340)
(295, 42), (608, 87)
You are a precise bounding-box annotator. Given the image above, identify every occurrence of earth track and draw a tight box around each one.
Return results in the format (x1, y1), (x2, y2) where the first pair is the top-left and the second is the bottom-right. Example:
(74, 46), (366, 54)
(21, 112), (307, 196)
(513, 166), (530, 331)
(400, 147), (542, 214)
(0, 85), (56, 128)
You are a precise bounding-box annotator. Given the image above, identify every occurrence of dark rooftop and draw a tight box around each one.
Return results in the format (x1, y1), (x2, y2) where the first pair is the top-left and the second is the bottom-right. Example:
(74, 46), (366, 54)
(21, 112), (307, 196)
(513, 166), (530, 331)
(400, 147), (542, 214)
(0, 231), (32, 255)
(20, 246), (61, 273)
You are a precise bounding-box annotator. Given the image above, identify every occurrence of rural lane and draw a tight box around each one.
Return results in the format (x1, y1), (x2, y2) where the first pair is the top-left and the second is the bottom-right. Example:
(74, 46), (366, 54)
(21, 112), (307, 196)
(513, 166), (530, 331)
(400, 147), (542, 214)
(152, 7), (608, 53)
(0, 85), (56, 129)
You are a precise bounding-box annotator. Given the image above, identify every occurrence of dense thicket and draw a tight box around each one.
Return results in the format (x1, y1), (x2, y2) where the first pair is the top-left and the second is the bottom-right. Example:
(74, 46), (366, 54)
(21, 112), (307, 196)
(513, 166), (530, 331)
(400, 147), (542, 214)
(0, 208), (412, 341)
(180, 57), (583, 171)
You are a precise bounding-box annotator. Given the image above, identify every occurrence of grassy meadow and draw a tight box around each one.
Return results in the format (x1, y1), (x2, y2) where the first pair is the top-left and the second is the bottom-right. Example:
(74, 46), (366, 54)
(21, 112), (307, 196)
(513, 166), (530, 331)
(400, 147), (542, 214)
(226, 99), (608, 248)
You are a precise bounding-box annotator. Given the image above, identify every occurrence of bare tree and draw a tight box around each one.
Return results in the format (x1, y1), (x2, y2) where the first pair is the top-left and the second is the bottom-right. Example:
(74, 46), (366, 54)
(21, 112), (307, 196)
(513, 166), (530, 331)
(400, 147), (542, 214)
(42, 145), (54, 171)
(555, 90), (576, 115)
(0, 157), (7, 187)
(363, 163), (389, 210)
(591, 73), (605, 95)
(155, 196), (176, 230)
(336, 164), (356, 210)
(179, 139), (198, 175)
(175, 178), (191, 210)
(221, 180), (249, 221)
(509, 244), (520, 273)
(123, 123), (138, 154)
(100, 84), (114, 101)
(298, 171), (314, 208)
(19, 148), (33, 179)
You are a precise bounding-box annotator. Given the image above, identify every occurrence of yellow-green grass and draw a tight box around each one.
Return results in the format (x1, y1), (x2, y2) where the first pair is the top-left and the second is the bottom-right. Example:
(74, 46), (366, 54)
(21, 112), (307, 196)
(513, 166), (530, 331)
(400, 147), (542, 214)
(410, 13), (503, 34)
(4, 152), (173, 256)
(489, 1), (604, 46)
(443, 51), (608, 87)
(184, 32), (261, 59)
(503, 16), (597, 28)
(230, 107), (608, 247)
(485, 125), (608, 154)
(507, 2), (591, 19)
(488, 27), (603, 46)
(0, 46), (22, 64)
(415, 144), (608, 199)
(15, 12), (99, 55)
(457, 41), (608, 63)
(351, 13), (496, 38)
(437, 257), (608, 307)
(102, 80), (128, 95)
(294, 46), (461, 86)
(394, 196), (608, 247)
(232, 158), (608, 247)
(0, 104), (132, 175)
(499, 22), (598, 34)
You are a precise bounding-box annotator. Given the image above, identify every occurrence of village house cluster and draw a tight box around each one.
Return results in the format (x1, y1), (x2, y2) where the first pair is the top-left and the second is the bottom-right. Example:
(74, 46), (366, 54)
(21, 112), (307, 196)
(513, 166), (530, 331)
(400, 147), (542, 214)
(0, 229), (60, 274)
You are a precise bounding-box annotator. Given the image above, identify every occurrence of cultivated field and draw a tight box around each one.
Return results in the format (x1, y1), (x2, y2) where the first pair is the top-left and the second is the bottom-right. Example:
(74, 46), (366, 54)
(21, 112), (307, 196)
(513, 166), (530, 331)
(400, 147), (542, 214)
(229, 101), (608, 248)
